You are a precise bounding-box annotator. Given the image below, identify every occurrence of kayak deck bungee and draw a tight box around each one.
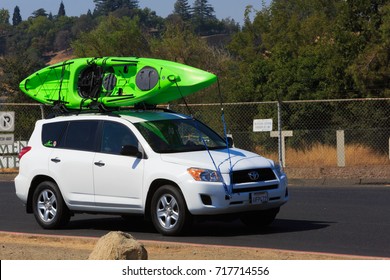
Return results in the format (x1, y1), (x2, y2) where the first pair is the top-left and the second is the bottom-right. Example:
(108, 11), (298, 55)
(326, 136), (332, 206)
(20, 57), (217, 110)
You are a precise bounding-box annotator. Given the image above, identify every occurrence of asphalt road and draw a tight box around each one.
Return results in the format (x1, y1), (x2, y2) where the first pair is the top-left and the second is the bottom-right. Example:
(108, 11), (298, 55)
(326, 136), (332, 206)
(1, 180), (390, 258)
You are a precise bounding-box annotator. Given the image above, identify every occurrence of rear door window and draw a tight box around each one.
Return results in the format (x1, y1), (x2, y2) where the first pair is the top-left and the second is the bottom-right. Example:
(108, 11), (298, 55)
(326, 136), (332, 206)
(62, 120), (99, 152)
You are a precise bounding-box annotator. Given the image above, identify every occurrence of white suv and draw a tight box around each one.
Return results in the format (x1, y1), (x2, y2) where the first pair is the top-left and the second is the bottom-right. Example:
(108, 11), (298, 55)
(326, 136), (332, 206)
(15, 110), (288, 235)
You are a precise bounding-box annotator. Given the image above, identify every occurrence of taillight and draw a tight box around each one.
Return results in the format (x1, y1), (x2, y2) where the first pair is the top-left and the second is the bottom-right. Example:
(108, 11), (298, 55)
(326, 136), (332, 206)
(19, 146), (32, 159)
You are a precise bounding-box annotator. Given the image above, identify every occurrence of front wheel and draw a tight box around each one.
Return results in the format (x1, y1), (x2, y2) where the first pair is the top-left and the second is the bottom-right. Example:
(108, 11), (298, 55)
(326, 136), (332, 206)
(32, 181), (70, 229)
(150, 185), (192, 236)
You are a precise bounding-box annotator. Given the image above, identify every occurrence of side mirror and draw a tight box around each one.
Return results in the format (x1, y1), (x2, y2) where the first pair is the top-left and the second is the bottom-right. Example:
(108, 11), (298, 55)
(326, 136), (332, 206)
(121, 145), (143, 158)
(227, 136), (234, 148)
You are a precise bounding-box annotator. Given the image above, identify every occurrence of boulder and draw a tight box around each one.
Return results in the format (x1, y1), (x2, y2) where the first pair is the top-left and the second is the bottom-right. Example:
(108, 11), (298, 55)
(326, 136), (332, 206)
(88, 231), (148, 260)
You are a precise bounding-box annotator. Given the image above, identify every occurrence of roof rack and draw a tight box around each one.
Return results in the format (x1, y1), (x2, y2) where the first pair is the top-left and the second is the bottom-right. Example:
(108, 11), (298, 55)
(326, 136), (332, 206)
(45, 101), (176, 119)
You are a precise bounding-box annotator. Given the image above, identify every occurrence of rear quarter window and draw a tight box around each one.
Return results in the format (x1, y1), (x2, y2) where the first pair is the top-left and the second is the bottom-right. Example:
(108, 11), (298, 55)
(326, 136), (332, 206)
(41, 121), (68, 148)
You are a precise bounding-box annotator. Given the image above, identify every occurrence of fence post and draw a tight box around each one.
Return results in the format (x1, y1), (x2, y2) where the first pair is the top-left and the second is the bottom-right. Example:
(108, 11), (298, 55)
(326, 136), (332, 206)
(336, 130), (345, 167)
(40, 105), (45, 119)
(270, 130), (293, 168)
(277, 100), (283, 170)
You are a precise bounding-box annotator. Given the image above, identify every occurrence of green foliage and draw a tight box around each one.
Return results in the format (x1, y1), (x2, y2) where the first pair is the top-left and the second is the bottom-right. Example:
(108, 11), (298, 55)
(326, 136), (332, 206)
(228, 0), (390, 102)
(345, 1), (390, 98)
(0, 51), (45, 101)
(72, 15), (150, 57)
(0, 8), (10, 25)
(150, 20), (231, 103)
(32, 8), (48, 18)
(0, 0), (389, 108)
(151, 20), (210, 66)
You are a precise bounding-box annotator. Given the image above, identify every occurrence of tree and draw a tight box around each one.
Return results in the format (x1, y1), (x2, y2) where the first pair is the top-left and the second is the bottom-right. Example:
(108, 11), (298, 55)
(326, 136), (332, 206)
(192, 0), (216, 22)
(31, 8), (48, 18)
(341, 0), (390, 97)
(150, 20), (231, 104)
(93, 0), (139, 15)
(0, 9), (10, 55)
(72, 13), (97, 37)
(173, 0), (191, 21)
(192, 0), (215, 21)
(12, 6), (22, 26)
(58, 1), (66, 17)
(0, 51), (45, 101)
(228, 0), (347, 101)
(72, 15), (149, 57)
(191, 0), (218, 35)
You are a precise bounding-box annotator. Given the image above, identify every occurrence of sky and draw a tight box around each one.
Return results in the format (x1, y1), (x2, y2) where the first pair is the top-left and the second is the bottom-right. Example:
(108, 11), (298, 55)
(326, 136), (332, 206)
(0, 0), (271, 26)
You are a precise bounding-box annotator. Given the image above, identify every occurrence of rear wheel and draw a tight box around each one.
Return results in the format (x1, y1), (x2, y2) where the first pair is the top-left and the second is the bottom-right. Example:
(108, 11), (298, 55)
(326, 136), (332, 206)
(32, 181), (70, 229)
(240, 207), (280, 229)
(150, 185), (192, 236)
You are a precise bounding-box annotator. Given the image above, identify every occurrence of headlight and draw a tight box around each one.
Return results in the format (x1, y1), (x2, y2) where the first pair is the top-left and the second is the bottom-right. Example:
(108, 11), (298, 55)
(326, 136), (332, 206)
(187, 168), (222, 182)
(274, 163), (285, 177)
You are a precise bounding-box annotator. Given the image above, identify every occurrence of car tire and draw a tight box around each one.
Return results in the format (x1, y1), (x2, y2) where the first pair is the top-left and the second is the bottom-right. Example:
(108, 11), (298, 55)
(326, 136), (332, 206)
(32, 181), (70, 229)
(240, 207), (280, 229)
(150, 185), (192, 236)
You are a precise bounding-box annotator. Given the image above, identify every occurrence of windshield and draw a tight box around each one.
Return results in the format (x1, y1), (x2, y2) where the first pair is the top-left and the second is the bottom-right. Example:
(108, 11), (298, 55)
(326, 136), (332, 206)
(134, 119), (227, 153)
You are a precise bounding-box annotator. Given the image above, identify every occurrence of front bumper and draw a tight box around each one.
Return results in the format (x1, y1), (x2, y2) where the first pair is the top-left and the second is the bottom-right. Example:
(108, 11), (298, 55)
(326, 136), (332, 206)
(182, 174), (288, 215)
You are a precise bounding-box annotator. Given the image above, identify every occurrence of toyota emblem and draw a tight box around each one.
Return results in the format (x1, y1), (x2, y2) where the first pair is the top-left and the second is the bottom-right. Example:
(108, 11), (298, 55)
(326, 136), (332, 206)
(248, 171), (260, 181)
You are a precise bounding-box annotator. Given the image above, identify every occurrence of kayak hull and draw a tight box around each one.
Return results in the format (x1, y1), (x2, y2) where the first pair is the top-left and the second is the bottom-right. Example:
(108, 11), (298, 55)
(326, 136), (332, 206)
(19, 57), (217, 109)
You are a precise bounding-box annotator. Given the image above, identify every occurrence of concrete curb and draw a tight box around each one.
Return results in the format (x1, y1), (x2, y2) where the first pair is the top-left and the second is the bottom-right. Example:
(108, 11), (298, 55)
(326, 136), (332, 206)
(0, 173), (17, 181)
(288, 178), (390, 186)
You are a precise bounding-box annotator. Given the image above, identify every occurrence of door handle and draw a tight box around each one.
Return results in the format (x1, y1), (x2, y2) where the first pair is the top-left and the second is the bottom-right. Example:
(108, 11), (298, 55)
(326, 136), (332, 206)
(50, 158), (61, 163)
(94, 161), (105, 167)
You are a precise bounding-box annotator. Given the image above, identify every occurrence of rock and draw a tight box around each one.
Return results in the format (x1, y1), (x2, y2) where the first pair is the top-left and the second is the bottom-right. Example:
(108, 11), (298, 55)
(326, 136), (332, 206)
(88, 231), (148, 260)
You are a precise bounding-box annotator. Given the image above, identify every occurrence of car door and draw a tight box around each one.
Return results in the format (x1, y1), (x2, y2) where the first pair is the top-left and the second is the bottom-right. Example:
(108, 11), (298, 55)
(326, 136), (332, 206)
(48, 120), (98, 208)
(93, 121), (144, 211)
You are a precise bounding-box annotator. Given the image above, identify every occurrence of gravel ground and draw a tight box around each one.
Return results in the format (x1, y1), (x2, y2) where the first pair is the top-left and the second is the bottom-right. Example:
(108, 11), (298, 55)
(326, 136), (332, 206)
(0, 232), (375, 260)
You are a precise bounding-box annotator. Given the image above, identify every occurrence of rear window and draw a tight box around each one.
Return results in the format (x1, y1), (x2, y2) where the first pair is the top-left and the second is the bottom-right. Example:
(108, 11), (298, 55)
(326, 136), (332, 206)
(42, 121), (67, 148)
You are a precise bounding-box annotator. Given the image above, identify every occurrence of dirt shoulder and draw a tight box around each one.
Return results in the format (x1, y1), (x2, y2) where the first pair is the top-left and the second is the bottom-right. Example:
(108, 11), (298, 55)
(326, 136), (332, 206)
(0, 232), (379, 260)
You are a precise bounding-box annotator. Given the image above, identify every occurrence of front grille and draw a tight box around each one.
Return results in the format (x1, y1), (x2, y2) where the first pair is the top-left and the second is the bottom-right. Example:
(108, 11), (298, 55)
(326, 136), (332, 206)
(231, 168), (276, 184)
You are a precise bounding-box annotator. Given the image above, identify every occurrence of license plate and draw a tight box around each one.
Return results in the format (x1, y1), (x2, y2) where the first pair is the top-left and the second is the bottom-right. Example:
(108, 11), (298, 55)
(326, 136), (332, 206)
(251, 192), (269, 204)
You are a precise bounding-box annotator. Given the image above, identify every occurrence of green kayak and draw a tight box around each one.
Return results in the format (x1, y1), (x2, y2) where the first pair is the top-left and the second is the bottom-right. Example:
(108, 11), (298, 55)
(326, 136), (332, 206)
(19, 57), (217, 109)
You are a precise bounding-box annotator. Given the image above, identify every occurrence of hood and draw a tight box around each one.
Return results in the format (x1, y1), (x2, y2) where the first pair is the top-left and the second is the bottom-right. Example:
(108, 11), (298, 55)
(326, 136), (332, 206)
(160, 148), (273, 173)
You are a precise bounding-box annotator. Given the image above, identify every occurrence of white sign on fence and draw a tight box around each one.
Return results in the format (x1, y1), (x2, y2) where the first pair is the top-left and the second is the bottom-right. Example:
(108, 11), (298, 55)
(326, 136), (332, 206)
(0, 141), (27, 169)
(0, 111), (15, 132)
(0, 134), (14, 145)
(253, 119), (273, 132)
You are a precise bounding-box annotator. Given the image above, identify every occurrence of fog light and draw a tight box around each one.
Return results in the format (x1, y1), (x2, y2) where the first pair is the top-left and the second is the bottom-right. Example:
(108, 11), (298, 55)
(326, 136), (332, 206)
(200, 194), (212, 206)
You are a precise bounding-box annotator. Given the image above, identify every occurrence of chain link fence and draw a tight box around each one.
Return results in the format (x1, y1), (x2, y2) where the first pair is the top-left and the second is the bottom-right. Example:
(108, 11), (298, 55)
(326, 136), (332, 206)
(171, 98), (390, 179)
(1, 98), (389, 178)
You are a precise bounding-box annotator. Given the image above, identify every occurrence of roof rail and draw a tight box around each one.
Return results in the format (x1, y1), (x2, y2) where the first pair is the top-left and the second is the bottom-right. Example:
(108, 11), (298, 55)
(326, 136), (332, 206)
(45, 102), (176, 119)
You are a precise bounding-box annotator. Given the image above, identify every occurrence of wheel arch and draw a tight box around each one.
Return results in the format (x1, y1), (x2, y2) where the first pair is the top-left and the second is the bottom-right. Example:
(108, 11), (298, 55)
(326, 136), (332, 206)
(26, 175), (58, 213)
(144, 179), (183, 221)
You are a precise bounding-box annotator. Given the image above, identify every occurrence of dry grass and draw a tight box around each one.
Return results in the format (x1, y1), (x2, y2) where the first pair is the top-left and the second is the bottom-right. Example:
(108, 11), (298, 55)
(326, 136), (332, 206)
(258, 144), (389, 167)
(47, 49), (75, 65)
